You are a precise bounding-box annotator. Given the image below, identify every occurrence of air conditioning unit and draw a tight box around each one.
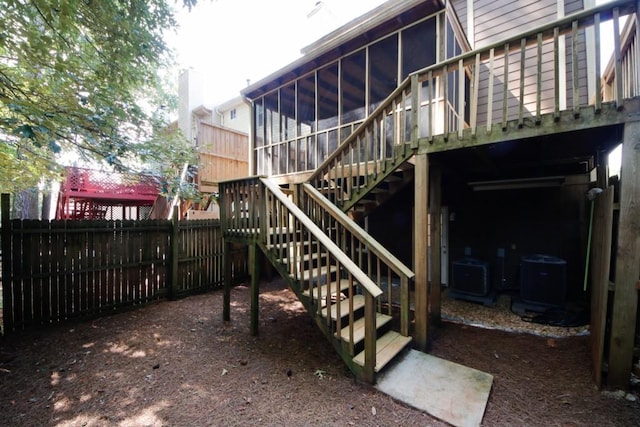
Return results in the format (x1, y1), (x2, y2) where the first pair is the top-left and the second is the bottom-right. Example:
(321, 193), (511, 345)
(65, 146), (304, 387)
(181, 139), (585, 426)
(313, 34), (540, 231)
(451, 258), (490, 297)
(520, 254), (567, 307)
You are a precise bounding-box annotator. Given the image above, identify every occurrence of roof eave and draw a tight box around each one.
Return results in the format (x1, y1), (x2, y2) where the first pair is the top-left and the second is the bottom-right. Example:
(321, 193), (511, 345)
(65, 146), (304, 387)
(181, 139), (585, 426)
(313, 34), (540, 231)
(241, 0), (442, 100)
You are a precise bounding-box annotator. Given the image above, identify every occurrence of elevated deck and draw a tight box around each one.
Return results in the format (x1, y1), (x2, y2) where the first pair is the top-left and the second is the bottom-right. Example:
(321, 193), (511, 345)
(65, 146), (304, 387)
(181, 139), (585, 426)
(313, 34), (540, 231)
(56, 167), (160, 220)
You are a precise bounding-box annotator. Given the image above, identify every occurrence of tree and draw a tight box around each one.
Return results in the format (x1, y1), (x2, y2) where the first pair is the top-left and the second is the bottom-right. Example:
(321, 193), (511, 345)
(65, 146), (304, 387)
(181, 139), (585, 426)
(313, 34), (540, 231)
(0, 0), (198, 198)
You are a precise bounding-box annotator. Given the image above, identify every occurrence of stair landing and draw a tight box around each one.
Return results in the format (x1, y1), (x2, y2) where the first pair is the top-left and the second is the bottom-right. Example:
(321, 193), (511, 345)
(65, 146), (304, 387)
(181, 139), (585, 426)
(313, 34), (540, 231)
(375, 349), (493, 427)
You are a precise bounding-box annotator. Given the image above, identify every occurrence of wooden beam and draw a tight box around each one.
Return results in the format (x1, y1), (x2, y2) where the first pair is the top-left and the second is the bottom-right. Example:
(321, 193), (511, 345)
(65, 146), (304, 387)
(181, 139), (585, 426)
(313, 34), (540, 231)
(429, 167), (442, 323)
(590, 186), (614, 388)
(423, 99), (632, 154)
(607, 118), (640, 389)
(414, 153), (429, 351)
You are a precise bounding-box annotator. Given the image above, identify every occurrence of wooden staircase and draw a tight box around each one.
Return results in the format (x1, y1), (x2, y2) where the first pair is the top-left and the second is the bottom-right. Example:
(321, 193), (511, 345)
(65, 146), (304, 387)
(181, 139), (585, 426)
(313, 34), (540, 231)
(310, 144), (416, 221)
(221, 177), (414, 383)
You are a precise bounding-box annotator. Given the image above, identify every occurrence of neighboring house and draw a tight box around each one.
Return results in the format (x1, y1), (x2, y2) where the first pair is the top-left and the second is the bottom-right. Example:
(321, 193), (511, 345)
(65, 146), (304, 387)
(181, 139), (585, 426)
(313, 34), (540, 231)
(212, 96), (251, 134)
(176, 70), (250, 219)
(219, 0), (640, 390)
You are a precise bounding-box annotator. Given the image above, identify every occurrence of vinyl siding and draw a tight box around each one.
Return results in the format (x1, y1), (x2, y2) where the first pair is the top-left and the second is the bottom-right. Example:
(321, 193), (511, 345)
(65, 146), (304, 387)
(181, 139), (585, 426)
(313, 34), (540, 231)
(474, 0), (557, 48)
(473, 0), (588, 124)
(450, 0), (468, 40)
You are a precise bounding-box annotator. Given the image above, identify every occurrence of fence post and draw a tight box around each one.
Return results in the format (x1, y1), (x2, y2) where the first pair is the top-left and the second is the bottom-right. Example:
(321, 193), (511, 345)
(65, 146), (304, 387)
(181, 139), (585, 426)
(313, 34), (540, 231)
(170, 206), (179, 300)
(1, 194), (12, 333)
(223, 239), (232, 321)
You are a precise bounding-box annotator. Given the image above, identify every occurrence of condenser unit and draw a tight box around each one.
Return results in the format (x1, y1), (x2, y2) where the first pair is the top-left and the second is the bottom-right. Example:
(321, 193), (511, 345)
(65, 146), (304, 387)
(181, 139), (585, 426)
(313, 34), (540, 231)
(451, 258), (490, 297)
(520, 254), (567, 307)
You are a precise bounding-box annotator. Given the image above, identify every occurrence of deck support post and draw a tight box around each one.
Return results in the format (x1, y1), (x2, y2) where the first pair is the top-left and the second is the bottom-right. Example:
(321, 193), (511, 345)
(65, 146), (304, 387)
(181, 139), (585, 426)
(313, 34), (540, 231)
(607, 117), (640, 389)
(414, 152), (430, 351)
(429, 166), (442, 323)
(223, 239), (232, 321)
(250, 243), (260, 336)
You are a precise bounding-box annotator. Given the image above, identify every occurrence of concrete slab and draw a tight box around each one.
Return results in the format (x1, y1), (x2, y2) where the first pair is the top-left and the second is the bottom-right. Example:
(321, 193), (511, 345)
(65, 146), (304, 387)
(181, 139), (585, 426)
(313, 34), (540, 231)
(376, 350), (493, 427)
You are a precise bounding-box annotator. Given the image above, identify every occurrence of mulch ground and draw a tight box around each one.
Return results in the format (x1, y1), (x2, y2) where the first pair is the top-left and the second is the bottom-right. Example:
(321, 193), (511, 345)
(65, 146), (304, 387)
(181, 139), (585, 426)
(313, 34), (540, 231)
(1, 279), (639, 426)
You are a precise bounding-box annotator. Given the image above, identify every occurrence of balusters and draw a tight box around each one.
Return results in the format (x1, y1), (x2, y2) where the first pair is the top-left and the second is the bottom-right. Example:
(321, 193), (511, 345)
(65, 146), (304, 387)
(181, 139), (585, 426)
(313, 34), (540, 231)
(487, 48), (495, 133)
(502, 42), (510, 130)
(613, 7), (623, 109)
(572, 20), (580, 118)
(519, 38), (526, 127)
(458, 58), (465, 138)
(554, 28), (560, 121)
(471, 53), (480, 136)
(536, 33), (542, 123)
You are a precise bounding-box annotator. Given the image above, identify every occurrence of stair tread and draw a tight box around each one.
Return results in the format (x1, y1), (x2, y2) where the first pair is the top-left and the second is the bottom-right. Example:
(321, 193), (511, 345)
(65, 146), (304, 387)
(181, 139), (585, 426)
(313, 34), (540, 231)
(278, 252), (320, 264)
(301, 264), (338, 282)
(321, 294), (365, 321)
(353, 331), (412, 372)
(302, 278), (351, 299)
(267, 241), (303, 249)
(336, 313), (392, 344)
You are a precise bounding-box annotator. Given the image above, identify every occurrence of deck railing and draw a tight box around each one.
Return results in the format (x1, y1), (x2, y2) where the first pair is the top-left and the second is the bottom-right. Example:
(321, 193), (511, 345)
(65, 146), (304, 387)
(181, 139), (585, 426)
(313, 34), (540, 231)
(603, 11), (640, 101)
(308, 0), (638, 194)
(307, 79), (417, 200)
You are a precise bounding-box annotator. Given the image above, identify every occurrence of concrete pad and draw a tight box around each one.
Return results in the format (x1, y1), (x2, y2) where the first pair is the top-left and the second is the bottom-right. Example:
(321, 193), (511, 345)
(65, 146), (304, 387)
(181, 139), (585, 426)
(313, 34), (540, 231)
(376, 350), (493, 427)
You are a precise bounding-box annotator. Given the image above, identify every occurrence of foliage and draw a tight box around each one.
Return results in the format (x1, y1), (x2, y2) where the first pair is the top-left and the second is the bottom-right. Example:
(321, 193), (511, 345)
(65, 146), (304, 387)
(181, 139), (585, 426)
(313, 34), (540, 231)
(0, 0), (201, 196)
(0, 137), (59, 193)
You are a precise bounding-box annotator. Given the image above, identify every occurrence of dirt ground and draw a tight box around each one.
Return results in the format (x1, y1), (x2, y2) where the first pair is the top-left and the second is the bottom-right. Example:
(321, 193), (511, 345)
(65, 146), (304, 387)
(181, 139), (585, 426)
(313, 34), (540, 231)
(1, 279), (639, 427)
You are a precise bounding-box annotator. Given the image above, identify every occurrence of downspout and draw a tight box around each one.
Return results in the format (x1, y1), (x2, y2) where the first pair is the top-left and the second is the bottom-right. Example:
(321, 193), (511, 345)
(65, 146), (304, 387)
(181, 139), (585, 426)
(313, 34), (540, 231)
(242, 95), (256, 176)
(214, 108), (224, 127)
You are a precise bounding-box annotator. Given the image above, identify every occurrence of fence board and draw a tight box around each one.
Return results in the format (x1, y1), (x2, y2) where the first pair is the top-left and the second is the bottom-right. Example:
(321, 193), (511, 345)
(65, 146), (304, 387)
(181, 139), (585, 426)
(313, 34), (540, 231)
(1, 215), (242, 333)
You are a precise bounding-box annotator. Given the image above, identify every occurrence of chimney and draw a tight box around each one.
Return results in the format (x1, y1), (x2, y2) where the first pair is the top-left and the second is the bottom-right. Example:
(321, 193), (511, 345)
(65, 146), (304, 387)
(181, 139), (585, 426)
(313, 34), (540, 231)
(178, 69), (205, 145)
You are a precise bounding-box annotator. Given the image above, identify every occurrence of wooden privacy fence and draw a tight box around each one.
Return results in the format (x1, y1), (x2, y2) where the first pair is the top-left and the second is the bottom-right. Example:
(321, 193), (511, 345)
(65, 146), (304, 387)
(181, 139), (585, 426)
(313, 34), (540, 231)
(1, 195), (248, 334)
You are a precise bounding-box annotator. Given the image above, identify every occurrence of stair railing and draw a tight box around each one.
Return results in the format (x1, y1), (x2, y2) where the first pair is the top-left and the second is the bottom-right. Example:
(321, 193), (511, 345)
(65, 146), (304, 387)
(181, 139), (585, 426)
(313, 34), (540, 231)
(307, 81), (416, 207)
(300, 183), (414, 339)
(221, 176), (383, 382)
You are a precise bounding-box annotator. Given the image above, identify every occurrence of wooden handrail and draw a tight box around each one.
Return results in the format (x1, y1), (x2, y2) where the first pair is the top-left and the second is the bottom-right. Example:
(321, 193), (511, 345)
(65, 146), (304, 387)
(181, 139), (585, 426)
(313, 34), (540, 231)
(302, 183), (414, 280)
(260, 178), (383, 298)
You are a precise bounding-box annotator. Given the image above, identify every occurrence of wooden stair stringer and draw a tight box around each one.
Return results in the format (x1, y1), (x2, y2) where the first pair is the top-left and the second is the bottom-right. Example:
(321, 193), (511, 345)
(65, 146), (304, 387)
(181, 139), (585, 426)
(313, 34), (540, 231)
(341, 154), (415, 218)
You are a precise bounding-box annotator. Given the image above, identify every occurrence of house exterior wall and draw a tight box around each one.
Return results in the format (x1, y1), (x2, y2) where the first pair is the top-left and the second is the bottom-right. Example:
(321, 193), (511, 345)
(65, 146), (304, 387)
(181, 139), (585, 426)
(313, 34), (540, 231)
(213, 97), (251, 134)
(473, 0), (558, 48)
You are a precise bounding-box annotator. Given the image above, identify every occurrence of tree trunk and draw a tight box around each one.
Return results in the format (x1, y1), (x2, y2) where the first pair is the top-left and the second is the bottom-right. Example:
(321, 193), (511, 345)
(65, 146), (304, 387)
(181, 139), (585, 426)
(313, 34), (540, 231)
(41, 191), (52, 220)
(12, 188), (40, 219)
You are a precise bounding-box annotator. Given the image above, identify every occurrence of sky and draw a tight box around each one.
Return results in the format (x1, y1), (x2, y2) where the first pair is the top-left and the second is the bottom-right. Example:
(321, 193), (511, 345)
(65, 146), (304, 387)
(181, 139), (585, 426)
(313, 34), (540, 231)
(166, 0), (386, 105)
